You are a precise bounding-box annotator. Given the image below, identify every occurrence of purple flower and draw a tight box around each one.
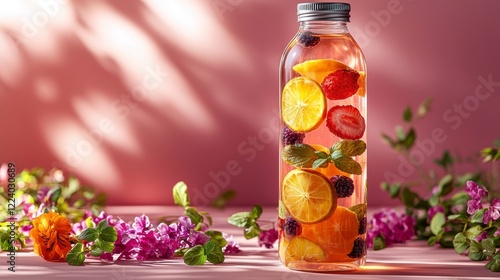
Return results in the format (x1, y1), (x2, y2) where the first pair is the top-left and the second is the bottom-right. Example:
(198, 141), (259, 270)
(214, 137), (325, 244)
(132, 214), (152, 232)
(474, 231), (488, 242)
(36, 186), (51, 204)
(494, 228), (500, 237)
(427, 205), (445, 222)
(483, 198), (500, 224)
(465, 181), (488, 200)
(222, 233), (240, 254)
(258, 228), (278, 249)
(467, 199), (483, 215)
(367, 208), (416, 248)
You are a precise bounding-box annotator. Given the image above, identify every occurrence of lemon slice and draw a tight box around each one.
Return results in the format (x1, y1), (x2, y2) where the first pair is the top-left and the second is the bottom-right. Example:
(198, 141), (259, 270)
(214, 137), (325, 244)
(293, 59), (352, 84)
(281, 77), (326, 132)
(281, 169), (337, 224)
(285, 237), (326, 264)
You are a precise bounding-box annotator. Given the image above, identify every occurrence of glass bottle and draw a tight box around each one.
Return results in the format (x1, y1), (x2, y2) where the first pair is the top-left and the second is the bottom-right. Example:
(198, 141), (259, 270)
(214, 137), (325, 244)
(278, 2), (367, 271)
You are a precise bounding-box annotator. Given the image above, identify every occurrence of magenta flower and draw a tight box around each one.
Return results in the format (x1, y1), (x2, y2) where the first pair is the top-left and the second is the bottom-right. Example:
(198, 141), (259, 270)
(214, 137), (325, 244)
(483, 198), (500, 224)
(467, 199), (483, 215)
(222, 233), (241, 254)
(367, 208), (416, 248)
(465, 181), (488, 200)
(258, 228), (278, 249)
(474, 231), (488, 242)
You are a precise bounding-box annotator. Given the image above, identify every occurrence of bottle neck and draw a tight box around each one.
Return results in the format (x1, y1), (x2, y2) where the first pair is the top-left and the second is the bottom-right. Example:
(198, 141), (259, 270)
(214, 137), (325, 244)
(299, 21), (349, 34)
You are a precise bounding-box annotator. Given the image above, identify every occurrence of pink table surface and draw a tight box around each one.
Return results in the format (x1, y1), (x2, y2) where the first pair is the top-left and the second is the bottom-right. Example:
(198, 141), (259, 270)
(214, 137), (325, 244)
(1, 206), (498, 280)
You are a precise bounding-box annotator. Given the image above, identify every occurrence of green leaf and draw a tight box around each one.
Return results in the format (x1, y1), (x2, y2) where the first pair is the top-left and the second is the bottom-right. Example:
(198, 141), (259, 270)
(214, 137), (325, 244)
(282, 144), (318, 168)
(468, 240), (486, 261)
(227, 212), (252, 228)
(381, 133), (396, 148)
(204, 241), (225, 265)
(403, 106), (413, 122)
(211, 189), (236, 209)
(485, 254), (500, 272)
(183, 245), (207, 265)
(481, 238), (496, 257)
(332, 140), (366, 157)
(465, 225), (484, 240)
(437, 174), (453, 197)
(205, 231), (228, 248)
(447, 213), (468, 223)
(251, 205), (262, 219)
(373, 236), (386, 250)
(332, 155), (362, 175)
(417, 98), (432, 118)
(427, 235), (438, 246)
(199, 211), (213, 226)
(349, 204), (367, 222)
(85, 216), (95, 228)
(243, 223), (261, 240)
(94, 220), (117, 253)
(47, 186), (62, 203)
(78, 227), (98, 241)
(314, 151), (329, 159)
(185, 207), (204, 226)
(439, 231), (456, 248)
(403, 128), (416, 149)
(434, 150), (454, 170)
(89, 246), (103, 257)
(395, 125), (406, 141)
(173, 181), (190, 208)
(453, 232), (469, 254)
(430, 212), (445, 235)
(312, 158), (329, 169)
(470, 209), (486, 224)
(402, 187), (419, 207)
(278, 200), (287, 219)
(66, 243), (86, 266)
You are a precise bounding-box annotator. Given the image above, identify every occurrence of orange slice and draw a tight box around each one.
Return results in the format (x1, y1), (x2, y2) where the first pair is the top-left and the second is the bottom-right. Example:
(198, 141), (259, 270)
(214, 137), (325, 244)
(301, 206), (359, 256)
(284, 237), (326, 264)
(293, 59), (352, 84)
(357, 71), (366, 97)
(309, 144), (350, 178)
(281, 77), (326, 132)
(281, 169), (337, 224)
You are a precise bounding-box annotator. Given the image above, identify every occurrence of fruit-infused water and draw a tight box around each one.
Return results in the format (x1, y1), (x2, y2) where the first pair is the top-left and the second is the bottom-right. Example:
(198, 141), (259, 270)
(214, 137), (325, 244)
(279, 3), (367, 271)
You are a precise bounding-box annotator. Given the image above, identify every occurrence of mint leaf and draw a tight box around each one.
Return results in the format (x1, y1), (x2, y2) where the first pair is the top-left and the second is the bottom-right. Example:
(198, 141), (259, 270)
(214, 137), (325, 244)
(66, 243), (86, 266)
(205, 231), (228, 248)
(436, 174), (453, 196)
(332, 155), (362, 175)
(470, 209), (485, 223)
(185, 207), (204, 227)
(465, 225), (484, 240)
(447, 213), (468, 223)
(430, 212), (445, 235)
(312, 158), (329, 169)
(278, 200), (287, 219)
(332, 140), (366, 157)
(428, 235), (438, 246)
(183, 245), (207, 265)
(251, 205), (263, 219)
(469, 240), (486, 261)
(315, 151), (329, 159)
(349, 204), (367, 222)
(173, 181), (190, 207)
(95, 220), (117, 253)
(243, 223), (261, 240)
(481, 238), (496, 257)
(486, 254), (500, 272)
(227, 212), (252, 228)
(211, 189), (236, 209)
(453, 232), (469, 254)
(47, 186), (62, 203)
(78, 227), (98, 241)
(282, 144), (318, 168)
(403, 106), (412, 122)
(89, 246), (103, 257)
(373, 236), (386, 250)
(204, 241), (225, 265)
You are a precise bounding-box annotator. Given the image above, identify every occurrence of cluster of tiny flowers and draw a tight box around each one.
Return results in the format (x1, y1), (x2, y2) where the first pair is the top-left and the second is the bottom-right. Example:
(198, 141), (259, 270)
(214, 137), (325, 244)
(466, 180), (500, 224)
(367, 208), (416, 248)
(72, 212), (240, 261)
(258, 228), (278, 249)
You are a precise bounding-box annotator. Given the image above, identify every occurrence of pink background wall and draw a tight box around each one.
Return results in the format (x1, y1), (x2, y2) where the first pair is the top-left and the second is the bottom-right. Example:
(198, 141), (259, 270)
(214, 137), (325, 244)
(1, 0), (499, 207)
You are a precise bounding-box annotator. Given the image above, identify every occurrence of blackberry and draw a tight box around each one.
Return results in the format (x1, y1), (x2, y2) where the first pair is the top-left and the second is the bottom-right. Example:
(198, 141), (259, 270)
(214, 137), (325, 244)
(297, 31), (320, 48)
(330, 175), (355, 198)
(283, 217), (302, 237)
(358, 216), (367, 234)
(282, 126), (305, 146)
(347, 238), (366, 258)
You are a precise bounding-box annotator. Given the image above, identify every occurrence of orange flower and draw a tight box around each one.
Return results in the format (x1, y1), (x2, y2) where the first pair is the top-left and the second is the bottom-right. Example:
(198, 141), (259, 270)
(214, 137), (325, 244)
(29, 212), (73, 262)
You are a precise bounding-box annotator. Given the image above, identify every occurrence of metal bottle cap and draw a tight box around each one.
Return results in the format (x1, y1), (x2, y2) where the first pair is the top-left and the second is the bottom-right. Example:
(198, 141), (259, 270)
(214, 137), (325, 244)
(297, 2), (351, 22)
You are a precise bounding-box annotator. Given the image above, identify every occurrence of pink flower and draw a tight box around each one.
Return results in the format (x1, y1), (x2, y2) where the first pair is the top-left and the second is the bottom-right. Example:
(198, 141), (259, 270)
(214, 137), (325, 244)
(483, 198), (500, 224)
(465, 181), (488, 200)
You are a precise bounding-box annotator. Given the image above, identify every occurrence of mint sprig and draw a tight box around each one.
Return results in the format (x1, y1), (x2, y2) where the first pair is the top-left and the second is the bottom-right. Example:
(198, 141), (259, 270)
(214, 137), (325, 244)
(282, 140), (366, 175)
(66, 220), (117, 266)
(227, 205), (263, 240)
(173, 181), (212, 230)
(183, 241), (224, 265)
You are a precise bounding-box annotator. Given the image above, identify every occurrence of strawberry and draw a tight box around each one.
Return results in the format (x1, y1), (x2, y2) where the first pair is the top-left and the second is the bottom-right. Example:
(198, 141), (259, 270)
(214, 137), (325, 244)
(326, 105), (365, 139)
(321, 69), (360, 100)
